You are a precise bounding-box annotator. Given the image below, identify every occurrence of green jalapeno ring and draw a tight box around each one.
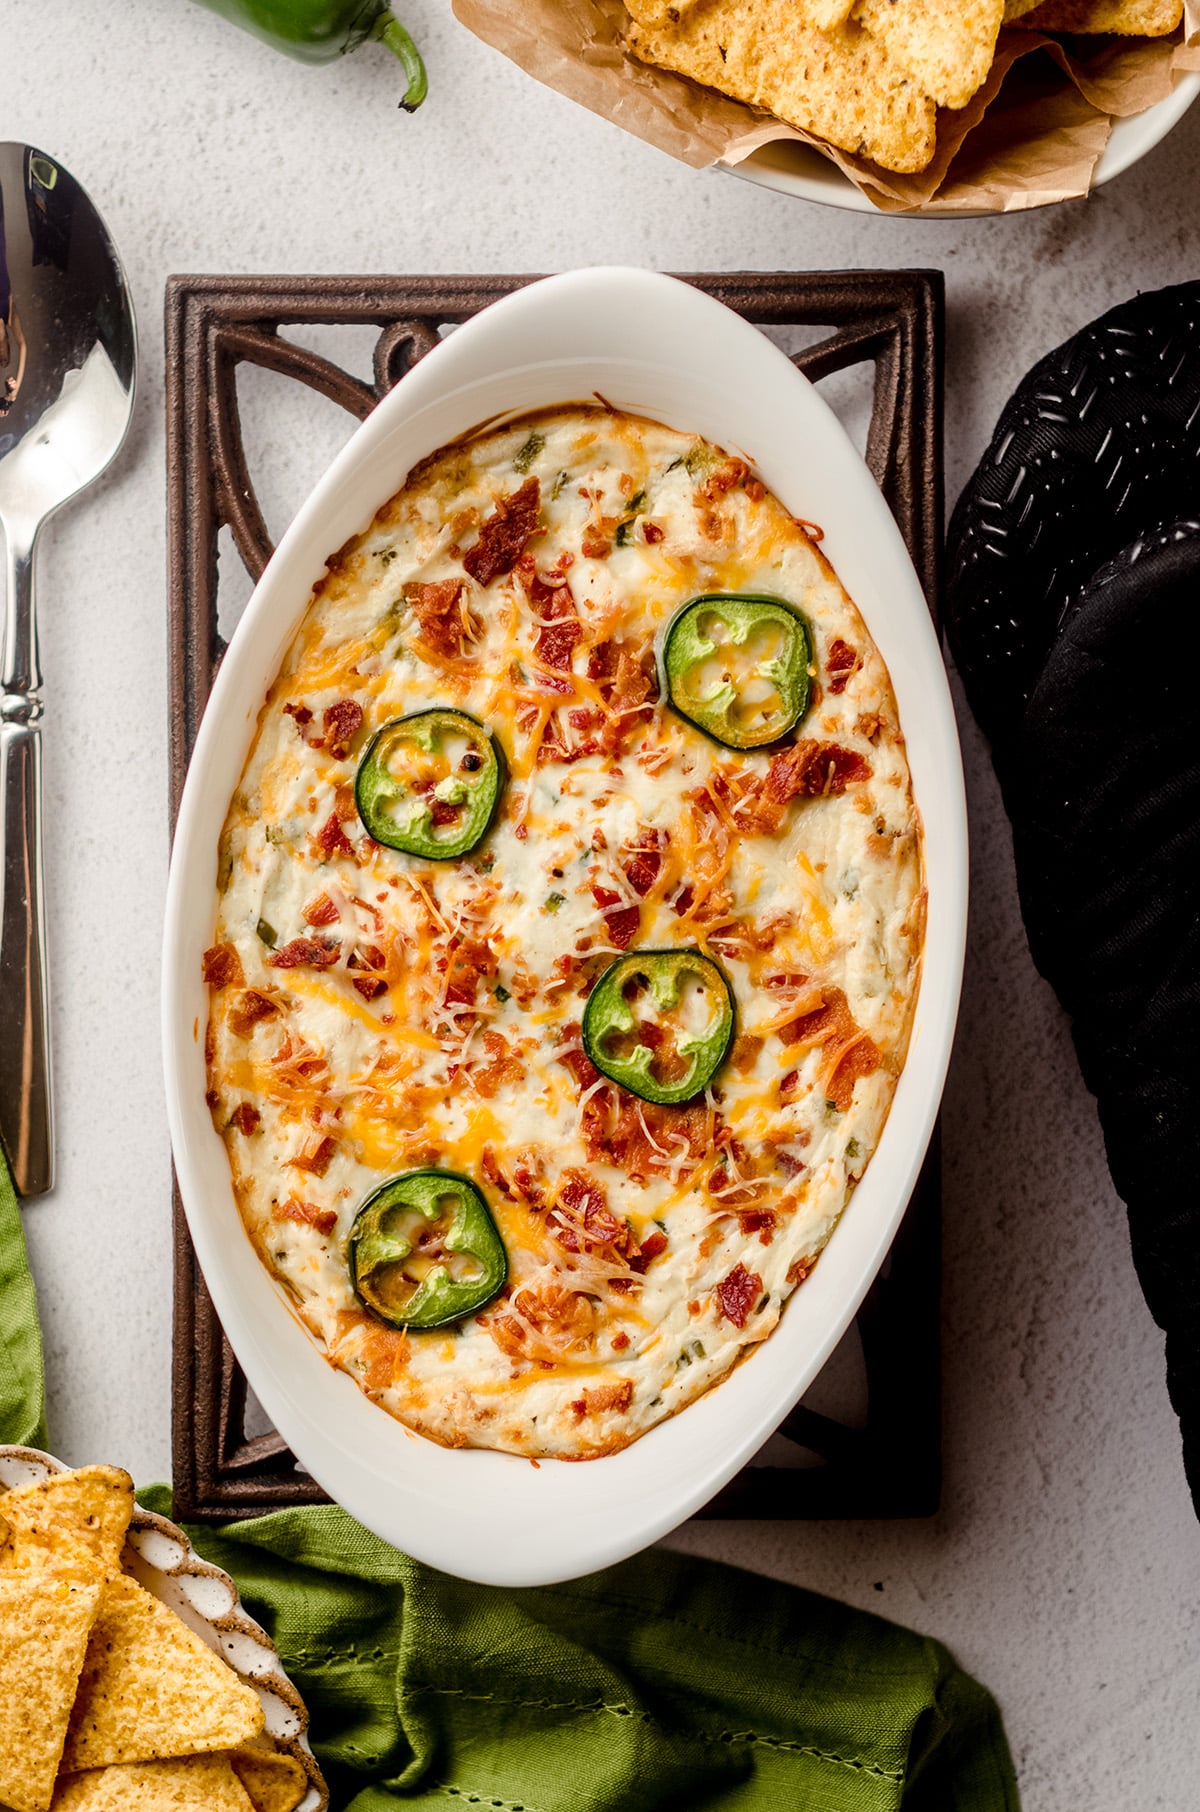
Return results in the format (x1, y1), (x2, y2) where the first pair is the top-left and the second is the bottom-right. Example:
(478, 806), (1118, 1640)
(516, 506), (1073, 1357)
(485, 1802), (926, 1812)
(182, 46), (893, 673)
(355, 708), (505, 861)
(581, 949), (736, 1107)
(661, 592), (813, 751)
(348, 1168), (508, 1331)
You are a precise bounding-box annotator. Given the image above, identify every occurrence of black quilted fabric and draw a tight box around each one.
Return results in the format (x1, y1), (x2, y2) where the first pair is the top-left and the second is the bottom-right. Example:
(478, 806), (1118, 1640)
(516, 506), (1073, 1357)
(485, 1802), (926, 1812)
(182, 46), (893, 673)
(946, 282), (1200, 761)
(947, 288), (1200, 1518)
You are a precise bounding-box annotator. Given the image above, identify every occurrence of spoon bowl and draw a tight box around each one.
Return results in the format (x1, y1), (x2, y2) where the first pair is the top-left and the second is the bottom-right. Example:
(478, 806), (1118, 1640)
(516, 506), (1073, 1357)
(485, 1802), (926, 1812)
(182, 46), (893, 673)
(0, 144), (137, 1195)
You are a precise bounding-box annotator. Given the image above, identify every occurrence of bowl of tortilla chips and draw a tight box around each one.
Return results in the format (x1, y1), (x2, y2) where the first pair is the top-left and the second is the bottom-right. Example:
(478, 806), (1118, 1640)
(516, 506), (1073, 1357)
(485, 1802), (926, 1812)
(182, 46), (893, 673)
(454, 0), (1200, 213)
(0, 1449), (327, 1812)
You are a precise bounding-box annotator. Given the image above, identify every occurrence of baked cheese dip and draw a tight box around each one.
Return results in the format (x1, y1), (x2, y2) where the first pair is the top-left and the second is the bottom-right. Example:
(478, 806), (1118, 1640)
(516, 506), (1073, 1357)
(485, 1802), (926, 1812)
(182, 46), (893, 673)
(203, 406), (924, 1460)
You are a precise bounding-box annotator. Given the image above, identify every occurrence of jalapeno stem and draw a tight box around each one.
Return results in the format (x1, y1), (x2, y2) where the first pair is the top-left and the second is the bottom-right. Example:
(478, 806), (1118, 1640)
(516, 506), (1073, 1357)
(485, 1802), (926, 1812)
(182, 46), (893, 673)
(371, 11), (428, 111)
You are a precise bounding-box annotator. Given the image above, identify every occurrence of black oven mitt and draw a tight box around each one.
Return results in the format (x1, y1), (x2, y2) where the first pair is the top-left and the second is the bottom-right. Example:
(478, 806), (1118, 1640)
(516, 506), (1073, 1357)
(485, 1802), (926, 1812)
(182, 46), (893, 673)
(946, 283), (1200, 1513)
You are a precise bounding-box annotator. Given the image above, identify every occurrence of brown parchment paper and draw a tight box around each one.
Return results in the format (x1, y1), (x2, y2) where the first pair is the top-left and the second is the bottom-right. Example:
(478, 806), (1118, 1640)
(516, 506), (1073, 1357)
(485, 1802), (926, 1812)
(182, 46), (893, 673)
(452, 0), (1200, 213)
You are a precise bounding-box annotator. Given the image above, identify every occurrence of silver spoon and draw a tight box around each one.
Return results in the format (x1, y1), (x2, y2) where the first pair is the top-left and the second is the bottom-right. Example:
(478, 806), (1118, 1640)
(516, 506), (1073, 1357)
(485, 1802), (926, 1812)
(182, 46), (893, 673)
(0, 145), (137, 1197)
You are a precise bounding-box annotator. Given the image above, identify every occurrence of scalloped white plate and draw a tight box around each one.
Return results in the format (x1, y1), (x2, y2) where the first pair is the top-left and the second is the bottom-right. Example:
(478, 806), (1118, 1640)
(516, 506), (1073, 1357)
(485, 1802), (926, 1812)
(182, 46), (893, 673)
(728, 69), (1200, 215)
(163, 268), (968, 1587)
(0, 1447), (327, 1810)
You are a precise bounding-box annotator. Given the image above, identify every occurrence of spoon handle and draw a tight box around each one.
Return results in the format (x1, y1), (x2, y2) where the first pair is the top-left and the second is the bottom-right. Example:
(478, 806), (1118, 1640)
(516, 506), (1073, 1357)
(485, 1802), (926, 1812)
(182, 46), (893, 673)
(0, 530), (52, 1197)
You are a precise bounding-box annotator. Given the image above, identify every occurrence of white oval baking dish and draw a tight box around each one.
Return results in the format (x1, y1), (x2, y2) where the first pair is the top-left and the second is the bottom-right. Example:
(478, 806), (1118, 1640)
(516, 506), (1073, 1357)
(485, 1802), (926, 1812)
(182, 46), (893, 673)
(163, 268), (968, 1587)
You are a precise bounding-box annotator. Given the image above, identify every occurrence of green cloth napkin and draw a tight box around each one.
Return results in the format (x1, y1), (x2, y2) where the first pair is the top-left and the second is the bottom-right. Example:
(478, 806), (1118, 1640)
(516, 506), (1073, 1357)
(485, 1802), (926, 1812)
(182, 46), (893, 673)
(0, 1141), (47, 1452)
(141, 1488), (1019, 1812)
(0, 1135), (1017, 1812)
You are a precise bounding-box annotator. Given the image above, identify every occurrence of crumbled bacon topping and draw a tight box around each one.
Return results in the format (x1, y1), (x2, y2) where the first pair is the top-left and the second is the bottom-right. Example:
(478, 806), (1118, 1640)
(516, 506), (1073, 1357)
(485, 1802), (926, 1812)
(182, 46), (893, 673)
(269, 936), (340, 971)
(312, 810), (356, 862)
(569, 1380), (633, 1419)
(826, 639), (860, 695)
(303, 893), (340, 928)
(229, 1103), (260, 1136)
(717, 1264), (762, 1329)
(275, 1197), (338, 1237)
(731, 741), (872, 836)
(405, 579), (477, 660)
(323, 699), (364, 758)
(202, 942), (244, 989)
(290, 1135), (338, 1178)
(228, 989), (279, 1039)
(462, 477), (541, 586)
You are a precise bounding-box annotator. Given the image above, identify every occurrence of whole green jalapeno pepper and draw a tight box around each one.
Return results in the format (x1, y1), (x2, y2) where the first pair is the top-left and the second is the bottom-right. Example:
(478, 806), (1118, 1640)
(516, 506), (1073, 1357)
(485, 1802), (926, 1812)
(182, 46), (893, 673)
(195, 0), (427, 111)
(662, 592), (813, 750)
(349, 1170), (508, 1330)
(581, 949), (735, 1107)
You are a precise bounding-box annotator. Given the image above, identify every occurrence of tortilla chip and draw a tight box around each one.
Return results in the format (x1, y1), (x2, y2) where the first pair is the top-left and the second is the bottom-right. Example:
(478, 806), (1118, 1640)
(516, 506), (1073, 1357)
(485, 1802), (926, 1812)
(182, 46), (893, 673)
(1014, 0), (1181, 27)
(0, 1467), (134, 1578)
(854, 0), (1004, 108)
(227, 1737), (307, 1812)
(626, 0), (856, 25)
(62, 1574), (264, 1772)
(51, 1755), (256, 1810)
(0, 1572), (103, 1812)
(626, 0), (938, 172)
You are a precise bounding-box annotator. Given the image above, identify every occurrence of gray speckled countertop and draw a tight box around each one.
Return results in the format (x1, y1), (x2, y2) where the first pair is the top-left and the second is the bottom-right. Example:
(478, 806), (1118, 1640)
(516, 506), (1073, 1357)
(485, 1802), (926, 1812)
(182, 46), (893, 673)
(5, 3), (1200, 1804)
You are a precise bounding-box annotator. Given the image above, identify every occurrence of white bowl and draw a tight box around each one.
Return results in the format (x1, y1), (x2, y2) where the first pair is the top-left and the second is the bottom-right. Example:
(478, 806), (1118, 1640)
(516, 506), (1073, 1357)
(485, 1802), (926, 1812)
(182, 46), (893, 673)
(162, 268), (968, 1587)
(729, 68), (1200, 214)
(0, 1446), (328, 1809)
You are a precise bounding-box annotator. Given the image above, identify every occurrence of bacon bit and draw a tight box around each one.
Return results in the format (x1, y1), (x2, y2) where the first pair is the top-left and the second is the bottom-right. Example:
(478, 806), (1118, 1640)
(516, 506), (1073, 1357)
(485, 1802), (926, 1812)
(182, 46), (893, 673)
(323, 698), (364, 758)
(700, 456), (751, 500)
(334, 783), (358, 822)
(733, 740), (872, 836)
(717, 1264), (763, 1329)
(313, 810), (356, 862)
(776, 986), (881, 1111)
(780, 1069), (800, 1105)
(557, 1040), (599, 1091)
(744, 477), (766, 503)
(359, 1321), (410, 1391)
(731, 1034), (763, 1074)
(739, 1210), (776, 1243)
(642, 520), (665, 544)
(303, 893), (340, 928)
(636, 1230), (668, 1266)
(672, 884), (695, 917)
(283, 702), (313, 731)
(623, 833), (664, 897)
(269, 936), (340, 971)
(612, 1331), (631, 1351)
(290, 1135), (338, 1178)
(569, 1380), (633, 1419)
(856, 711), (884, 743)
(480, 1147), (509, 1194)
(202, 943), (244, 989)
(229, 1103), (260, 1136)
(776, 1149), (807, 1179)
(787, 1258), (813, 1287)
(228, 989), (279, 1039)
(587, 637), (659, 756)
(463, 477), (541, 586)
(827, 639), (860, 694)
(275, 1197), (338, 1237)
(581, 527), (613, 560)
(488, 1281), (597, 1364)
(582, 1092), (712, 1185)
(403, 578), (478, 661)
(352, 974), (388, 1001)
(604, 904), (640, 949)
(471, 1030), (525, 1099)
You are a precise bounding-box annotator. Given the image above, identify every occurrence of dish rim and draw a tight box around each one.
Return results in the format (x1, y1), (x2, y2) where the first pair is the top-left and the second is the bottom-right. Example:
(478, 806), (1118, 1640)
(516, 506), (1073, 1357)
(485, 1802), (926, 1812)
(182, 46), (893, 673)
(162, 266), (968, 1586)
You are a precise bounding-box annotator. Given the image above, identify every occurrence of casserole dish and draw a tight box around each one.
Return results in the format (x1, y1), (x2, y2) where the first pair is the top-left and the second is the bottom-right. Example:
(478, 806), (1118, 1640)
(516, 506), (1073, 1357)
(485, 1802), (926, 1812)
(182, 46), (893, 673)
(163, 268), (967, 1585)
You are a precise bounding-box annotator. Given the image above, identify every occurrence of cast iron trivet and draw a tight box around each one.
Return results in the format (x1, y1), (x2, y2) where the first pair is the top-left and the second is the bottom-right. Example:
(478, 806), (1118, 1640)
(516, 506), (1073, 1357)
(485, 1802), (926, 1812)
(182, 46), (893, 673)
(166, 270), (944, 1521)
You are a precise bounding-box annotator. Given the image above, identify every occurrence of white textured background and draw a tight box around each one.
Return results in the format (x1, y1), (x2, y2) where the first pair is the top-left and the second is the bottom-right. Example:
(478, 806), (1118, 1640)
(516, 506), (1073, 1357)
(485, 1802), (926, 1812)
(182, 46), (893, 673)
(4, 3), (1200, 1805)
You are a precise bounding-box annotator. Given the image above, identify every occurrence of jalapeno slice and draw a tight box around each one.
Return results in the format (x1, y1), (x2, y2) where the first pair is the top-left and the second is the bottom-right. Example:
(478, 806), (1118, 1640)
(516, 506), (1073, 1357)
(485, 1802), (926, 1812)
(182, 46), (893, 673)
(581, 949), (735, 1106)
(663, 593), (812, 750)
(354, 709), (504, 859)
(348, 1169), (507, 1331)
